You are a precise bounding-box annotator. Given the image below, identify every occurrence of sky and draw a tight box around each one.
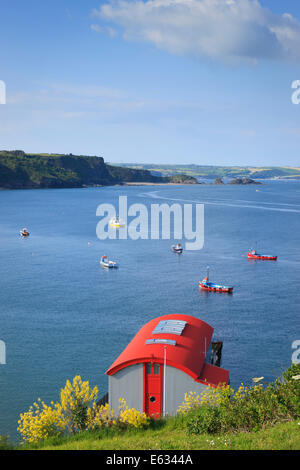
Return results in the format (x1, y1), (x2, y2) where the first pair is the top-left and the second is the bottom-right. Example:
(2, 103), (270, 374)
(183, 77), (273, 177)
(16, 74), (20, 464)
(1, 0), (300, 166)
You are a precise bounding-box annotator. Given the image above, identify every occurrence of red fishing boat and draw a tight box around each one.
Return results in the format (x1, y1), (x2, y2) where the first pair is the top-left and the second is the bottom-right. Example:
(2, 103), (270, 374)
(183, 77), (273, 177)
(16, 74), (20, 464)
(247, 243), (277, 261)
(199, 267), (233, 294)
(247, 250), (277, 261)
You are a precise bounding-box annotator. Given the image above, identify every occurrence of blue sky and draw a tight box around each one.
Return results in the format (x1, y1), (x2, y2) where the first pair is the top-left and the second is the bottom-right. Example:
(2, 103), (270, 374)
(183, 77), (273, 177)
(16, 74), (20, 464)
(1, 0), (300, 166)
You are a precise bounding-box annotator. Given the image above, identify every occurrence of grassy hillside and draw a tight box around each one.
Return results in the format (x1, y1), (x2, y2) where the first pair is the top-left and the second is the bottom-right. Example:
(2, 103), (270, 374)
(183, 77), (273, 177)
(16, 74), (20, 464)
(0, 150), (109, 189)
(24, 419), (300, 451)
(7, 363), (299, 451)
(0, 151), (198, 189)
(113, 163), (300, 180)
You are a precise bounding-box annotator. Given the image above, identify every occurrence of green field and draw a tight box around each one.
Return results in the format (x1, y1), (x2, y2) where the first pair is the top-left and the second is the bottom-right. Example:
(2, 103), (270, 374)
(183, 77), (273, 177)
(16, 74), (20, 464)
(113, 163), (300, 180)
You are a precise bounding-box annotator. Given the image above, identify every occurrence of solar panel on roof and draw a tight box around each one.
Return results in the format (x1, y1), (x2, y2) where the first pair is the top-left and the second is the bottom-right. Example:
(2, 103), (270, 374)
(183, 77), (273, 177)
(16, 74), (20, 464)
(145, 339), (177, 346)
(152, 320), (187, 336)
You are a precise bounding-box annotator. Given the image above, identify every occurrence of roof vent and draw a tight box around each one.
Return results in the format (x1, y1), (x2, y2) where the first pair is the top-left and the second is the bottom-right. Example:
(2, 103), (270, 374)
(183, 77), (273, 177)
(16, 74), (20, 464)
(145, 339), (177, 346)
(152, 319), (187, 336)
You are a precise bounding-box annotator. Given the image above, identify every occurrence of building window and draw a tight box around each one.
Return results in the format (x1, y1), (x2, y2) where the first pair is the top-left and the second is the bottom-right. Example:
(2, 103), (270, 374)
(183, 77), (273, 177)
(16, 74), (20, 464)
(154, 364), (160, 375)
(146, 363), (152, 375)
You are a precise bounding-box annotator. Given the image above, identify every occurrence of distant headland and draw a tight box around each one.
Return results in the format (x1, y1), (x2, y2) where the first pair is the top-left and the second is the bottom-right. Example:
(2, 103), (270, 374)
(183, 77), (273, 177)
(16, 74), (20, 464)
(0, 151), (198, 190)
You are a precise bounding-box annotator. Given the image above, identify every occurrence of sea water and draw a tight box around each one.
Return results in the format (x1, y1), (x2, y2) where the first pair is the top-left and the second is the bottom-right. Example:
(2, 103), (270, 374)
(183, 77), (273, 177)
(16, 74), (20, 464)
(0, 180), (299, 439)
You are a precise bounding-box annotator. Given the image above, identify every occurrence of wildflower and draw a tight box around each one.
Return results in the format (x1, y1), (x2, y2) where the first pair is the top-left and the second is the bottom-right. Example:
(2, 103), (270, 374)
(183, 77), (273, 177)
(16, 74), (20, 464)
(18, 375), (99, 442)
(118, 399), (150, 428)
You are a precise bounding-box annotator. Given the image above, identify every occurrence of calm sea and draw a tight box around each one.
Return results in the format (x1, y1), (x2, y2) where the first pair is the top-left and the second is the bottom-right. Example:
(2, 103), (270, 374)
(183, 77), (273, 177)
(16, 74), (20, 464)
(0, 181), (300, 439)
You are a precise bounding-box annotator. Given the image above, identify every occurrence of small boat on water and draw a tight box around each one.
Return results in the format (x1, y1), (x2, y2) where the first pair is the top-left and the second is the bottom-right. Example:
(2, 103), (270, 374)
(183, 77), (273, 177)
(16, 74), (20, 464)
(171, 243), (183, 254)
(100, 255), (118, 268)
(109, 216), (125, 229)
(247, 243), (277, 260)
(20, 228), (30, 237)
(247, 250), (277, 261)
(199, 267), (233, 293)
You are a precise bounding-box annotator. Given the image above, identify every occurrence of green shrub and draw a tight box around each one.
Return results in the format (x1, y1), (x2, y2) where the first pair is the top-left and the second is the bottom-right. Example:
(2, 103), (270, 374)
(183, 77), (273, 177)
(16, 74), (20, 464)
(185, 363), (300, 435)
(187, 405), (222, 434)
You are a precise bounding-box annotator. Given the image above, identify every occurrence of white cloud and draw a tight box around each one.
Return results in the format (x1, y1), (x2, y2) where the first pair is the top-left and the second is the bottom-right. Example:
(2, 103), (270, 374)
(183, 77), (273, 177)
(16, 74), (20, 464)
(91, 23), (117, 37)
(92, 0), (300, 63)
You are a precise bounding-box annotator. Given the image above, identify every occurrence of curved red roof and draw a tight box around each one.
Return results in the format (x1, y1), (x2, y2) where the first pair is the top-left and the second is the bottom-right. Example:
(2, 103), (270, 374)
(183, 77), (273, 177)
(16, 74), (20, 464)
(106, 314), (229, 386)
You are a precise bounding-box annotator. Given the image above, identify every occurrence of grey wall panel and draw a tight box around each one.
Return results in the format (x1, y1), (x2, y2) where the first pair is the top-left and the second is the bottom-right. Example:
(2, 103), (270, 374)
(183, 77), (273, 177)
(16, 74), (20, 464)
(109, 363), (210, 416)
(164, 365), (208, 415)
(109, 363), (144, 414)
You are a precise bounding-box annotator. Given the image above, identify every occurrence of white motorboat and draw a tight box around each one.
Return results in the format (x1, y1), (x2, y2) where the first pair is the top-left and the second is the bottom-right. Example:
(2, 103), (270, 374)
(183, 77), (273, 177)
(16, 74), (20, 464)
(100, 255), (118, 268)
(20, 228), (30, 237)
(171, 243), (183, 254)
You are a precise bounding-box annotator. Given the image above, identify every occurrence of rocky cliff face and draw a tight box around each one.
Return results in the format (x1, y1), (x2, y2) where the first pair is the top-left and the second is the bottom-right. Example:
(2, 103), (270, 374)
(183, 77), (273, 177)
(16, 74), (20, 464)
(0, 151), (197, 189)
(0, 151), (159, 189)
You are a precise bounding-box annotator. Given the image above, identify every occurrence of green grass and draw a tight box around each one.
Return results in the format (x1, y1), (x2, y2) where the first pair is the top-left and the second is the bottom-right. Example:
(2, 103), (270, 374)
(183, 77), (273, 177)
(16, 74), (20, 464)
(22, 419), (300, 451)
(13, 364), (300, 451)
(113, 163), (300, 180)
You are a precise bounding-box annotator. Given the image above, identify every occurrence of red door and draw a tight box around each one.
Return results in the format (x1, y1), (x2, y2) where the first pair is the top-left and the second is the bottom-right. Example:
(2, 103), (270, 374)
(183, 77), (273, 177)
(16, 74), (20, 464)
(144, 363), (163, 418)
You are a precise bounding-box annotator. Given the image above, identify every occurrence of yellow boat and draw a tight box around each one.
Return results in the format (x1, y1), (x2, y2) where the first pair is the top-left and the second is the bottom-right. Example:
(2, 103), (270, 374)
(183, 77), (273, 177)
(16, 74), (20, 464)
(109, 216), (125, 228)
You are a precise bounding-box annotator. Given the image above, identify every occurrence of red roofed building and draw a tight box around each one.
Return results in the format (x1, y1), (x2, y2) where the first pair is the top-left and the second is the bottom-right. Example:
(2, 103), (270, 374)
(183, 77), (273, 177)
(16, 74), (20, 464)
(106, 314), (229, 417)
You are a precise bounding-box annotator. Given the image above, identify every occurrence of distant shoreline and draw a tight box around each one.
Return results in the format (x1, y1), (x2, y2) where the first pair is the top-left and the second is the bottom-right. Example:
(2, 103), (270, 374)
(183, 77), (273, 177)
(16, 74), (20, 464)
(123, 182), (197, 186)
(1, 178), (299, 192)
(0, 182), (198, 191)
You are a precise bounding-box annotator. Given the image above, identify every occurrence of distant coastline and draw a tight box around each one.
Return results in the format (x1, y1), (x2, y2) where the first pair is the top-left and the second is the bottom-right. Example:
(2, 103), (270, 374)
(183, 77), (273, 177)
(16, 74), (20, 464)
(113, 163), (300, 181)
(0, 150), (198, 190)
(1, 150), (298, 191)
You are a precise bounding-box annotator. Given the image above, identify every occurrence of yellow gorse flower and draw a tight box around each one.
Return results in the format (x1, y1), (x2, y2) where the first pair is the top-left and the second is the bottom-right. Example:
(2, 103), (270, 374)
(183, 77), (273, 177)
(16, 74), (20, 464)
(18, 376), (151, 443)
(118, 398), (150, 428)
(177, 383), (236, 414)
(18, 375), (99, 443)
(17, 400), (67, 444)
(60, 375), (98, 415)
(86, 402), (115, 430)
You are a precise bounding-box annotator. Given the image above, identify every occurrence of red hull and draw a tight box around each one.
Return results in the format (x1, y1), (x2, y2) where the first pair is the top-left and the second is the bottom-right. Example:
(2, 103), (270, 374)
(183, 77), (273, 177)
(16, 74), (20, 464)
(247, 252), (277, 261)
(199, 281), (233, 294)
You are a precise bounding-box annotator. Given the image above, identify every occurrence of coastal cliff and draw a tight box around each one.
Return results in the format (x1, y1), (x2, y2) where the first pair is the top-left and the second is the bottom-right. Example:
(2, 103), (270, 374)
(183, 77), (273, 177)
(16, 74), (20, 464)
(0, 151), (198, 189)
